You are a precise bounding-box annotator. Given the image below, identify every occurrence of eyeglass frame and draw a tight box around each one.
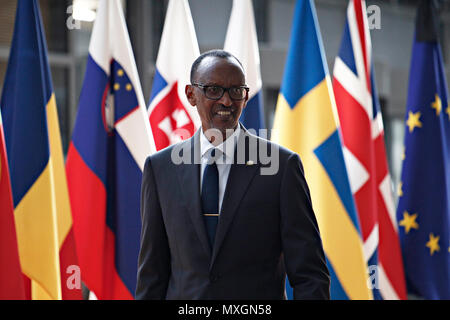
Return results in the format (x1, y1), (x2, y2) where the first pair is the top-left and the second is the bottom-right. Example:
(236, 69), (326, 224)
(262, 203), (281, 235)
(191, 83), (250, 101)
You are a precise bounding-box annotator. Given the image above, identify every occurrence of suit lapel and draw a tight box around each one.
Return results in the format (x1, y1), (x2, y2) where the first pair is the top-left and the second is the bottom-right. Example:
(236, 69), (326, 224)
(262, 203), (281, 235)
(176, 130), (212, 256)
(211, 128), (260, 268)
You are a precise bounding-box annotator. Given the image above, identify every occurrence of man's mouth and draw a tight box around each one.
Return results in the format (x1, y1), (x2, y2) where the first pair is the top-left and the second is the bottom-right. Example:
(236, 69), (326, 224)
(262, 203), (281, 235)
(217, 110), (232, 116)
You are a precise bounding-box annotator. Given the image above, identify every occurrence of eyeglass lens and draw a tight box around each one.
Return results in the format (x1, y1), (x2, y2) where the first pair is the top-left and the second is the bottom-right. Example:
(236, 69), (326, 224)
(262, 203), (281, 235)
(205, 86), (246, 100)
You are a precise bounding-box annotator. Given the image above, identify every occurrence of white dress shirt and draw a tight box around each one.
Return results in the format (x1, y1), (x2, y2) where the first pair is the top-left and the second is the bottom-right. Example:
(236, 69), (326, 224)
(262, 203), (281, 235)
(200, 126), (241, 213)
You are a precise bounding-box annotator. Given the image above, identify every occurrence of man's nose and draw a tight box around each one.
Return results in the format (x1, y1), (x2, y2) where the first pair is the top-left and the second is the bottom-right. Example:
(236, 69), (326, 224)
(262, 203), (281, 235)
(219, 89), (233, 106)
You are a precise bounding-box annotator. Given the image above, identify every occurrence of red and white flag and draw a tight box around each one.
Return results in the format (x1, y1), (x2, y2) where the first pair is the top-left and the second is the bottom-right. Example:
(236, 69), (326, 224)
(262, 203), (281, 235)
(147, 0), (201, 151)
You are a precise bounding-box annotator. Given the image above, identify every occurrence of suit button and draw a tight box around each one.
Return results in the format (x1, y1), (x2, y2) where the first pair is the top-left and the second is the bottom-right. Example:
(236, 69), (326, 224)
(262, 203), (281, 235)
(210, 274), (220, 282)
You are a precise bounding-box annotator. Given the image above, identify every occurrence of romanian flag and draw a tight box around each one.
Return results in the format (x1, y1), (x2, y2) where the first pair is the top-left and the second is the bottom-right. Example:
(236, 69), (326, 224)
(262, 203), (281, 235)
(0, 109), (25, 300)
(396, 0), (450, 299)
(0, 0), (81, 300)
(271, 0), (372, 299)
(66, 0), (155, 299)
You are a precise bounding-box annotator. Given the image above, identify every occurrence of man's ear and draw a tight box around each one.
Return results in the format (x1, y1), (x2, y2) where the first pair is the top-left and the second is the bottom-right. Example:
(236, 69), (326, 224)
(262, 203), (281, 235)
(242, 91), (249, 108)
(185, 84), (196, 106)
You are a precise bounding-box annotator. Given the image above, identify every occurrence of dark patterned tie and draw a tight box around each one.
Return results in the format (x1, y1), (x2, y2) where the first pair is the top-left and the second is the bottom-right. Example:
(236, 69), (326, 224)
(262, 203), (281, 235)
(201, 148), (219, 248)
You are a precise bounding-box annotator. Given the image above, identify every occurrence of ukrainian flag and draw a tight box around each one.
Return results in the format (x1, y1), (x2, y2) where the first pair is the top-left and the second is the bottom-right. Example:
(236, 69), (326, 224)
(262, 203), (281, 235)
(272, 0), (372, 300)
(0, 0), (80, 300)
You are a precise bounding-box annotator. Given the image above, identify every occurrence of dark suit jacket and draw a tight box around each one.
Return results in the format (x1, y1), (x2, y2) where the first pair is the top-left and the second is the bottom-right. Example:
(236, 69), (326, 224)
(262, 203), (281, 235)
(136, 126), (330, 299)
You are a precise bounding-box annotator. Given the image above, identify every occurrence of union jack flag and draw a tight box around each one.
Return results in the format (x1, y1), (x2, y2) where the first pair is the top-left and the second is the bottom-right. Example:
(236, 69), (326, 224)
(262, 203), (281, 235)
(332, 0), (407, 300)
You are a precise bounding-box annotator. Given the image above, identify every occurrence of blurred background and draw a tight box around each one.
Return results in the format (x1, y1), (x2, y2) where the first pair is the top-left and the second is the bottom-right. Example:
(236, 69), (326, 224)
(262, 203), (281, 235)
(0, 0), (449, 203)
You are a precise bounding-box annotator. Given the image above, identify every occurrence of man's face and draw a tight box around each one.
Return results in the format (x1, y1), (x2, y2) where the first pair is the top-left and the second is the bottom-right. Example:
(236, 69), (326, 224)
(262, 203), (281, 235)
(186, 56), (248, 139)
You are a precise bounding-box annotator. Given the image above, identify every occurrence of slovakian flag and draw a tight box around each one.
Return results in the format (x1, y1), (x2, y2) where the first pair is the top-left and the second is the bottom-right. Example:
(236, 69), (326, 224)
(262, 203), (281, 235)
(332, 0), (407, 300)
(0, 0), (81, 300)
(66, 0), (155, 299)
(272, 0), (372, 300)
(224, 0), (265, 132)
(0, 109), (25, 300)
(396, 0), (450, 299)
(148, 0), (201, 151)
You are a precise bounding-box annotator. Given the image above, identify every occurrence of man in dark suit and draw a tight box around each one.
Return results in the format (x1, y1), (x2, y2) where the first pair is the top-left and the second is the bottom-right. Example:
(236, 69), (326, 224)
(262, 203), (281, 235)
(136, 50), (330, 299)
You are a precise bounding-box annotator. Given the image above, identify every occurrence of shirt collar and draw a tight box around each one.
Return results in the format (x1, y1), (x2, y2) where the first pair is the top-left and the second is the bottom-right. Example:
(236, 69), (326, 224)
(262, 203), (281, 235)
(200, 125), (241, 162)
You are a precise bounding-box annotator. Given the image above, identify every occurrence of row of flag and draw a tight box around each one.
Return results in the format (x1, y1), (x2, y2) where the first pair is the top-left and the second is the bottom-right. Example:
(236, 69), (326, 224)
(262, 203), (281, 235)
(0, 0), (448, 300)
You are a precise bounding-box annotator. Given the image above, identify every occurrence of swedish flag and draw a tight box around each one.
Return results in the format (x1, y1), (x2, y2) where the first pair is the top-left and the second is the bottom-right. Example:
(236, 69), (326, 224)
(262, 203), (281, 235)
(272, 0), (372, 299)
(396, 0), (450, 299)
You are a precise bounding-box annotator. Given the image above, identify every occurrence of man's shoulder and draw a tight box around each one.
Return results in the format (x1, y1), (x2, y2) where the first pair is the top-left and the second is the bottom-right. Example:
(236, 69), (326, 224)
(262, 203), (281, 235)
(243, 129), (299, 161)
(145, 137), (195, 168)
(144, 128), (301, 168)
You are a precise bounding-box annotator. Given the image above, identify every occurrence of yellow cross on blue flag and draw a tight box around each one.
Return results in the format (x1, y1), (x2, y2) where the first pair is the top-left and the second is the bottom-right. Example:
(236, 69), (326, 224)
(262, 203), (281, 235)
(271, 0), (372, 299)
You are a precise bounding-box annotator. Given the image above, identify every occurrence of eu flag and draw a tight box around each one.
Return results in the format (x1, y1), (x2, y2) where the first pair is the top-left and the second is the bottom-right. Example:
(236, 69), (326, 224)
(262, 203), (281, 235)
(396, 0), (450, 299)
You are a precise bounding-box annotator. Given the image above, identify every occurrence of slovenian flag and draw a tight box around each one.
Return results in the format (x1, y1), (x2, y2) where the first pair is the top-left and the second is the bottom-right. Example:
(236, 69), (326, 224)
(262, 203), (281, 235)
(224, 0), (265, 132)
(148, 0), (201, 151)
(0, 0), (81, 300)
(66, 0), (155, 299)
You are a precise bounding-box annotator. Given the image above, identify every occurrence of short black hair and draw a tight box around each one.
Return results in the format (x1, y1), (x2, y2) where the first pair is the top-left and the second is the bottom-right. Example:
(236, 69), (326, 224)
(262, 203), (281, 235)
(190, 49), (244, 83)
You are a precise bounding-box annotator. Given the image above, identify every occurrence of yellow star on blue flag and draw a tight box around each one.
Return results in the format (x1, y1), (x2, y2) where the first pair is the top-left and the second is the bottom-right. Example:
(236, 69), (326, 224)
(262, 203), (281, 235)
(396, 0), (450, 300)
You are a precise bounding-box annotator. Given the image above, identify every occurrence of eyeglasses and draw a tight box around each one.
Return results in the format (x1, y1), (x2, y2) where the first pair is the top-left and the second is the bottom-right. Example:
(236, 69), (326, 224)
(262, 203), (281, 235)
(191, 83), (249, 101)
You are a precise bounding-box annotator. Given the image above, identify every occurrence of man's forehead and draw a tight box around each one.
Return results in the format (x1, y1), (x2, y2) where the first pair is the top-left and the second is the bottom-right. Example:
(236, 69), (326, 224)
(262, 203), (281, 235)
(195, 56), (244, 80)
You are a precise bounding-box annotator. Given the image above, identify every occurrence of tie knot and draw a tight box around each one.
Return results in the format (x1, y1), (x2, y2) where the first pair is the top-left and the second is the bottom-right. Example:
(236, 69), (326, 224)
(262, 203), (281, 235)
(206, 148), (222, 164)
